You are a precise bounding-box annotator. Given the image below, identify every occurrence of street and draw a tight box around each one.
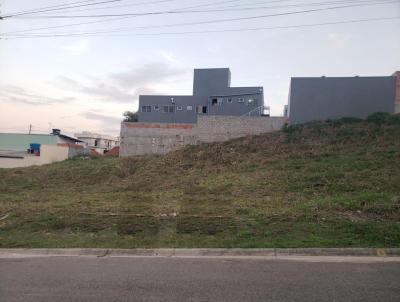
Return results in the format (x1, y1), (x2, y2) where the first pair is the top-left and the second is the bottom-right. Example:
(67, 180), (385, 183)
(1, 256), (399, 302)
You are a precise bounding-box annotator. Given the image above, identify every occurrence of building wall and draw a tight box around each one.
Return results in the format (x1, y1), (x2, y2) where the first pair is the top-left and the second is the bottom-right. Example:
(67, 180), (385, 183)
(394, 71), (400, 113)
(138, 68), (264, 124)
(0, 133), (57, 151)
(120, 116), (286, 157)
(196, 116), (285, 142)
(288, 76), (396, 124)
(193, 68), (231, 96)
(0, 144), (69, 168)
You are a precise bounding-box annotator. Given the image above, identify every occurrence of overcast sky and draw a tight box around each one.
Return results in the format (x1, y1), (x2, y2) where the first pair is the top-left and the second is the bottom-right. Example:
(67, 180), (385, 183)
(0, 0), (399, 137)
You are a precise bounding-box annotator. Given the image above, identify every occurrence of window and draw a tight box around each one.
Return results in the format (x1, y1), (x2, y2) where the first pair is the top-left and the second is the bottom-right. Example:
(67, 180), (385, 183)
(169, 106), (174, 113)
(197, 106), (207, 114)
(247, 98), (257, 106)
(211, 98), (223, 106)
(163, 106), (169, 113)
(187, 105), (193, 111)
(238, 98), (245, 103)
(94, 140), (98, 147)
(227, 98), (232, 103)
(177, 106), (183, 111)
(141, 105), (151, 112)
(154, 105), (160, 111)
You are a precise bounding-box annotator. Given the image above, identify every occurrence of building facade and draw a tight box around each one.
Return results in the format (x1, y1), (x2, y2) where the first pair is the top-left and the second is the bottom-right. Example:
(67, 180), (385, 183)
(288, 75), (397, 124)
(138, 68), (265, 124)
(74, 131), (119, 154)
(0, 129), (86, 168)
(393, 71), (400, 113)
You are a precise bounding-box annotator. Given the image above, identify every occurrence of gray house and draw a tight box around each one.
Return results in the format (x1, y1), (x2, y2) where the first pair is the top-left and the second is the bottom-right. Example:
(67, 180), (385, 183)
(288, 75), (397, 124)
(138, 68), (265, 123)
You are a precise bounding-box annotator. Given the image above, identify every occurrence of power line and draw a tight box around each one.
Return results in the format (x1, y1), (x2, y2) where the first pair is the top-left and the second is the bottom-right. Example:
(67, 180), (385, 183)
(17, 0), (278, 15)
(2, 1), (397, 37)
(0, 0), (100, 17)
(2, 16), (398, 39)
(0, 0), (246, 34)
(9, 0), (397, 18)
(1, 0), (123, 18)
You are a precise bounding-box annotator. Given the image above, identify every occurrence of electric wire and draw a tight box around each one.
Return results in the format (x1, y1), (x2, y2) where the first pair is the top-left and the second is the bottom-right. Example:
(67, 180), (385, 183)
(2, 1), (397, 38)
(10, 0), (398, 18)
(1, 0), (123, 18)
(2, 16), (398, 39)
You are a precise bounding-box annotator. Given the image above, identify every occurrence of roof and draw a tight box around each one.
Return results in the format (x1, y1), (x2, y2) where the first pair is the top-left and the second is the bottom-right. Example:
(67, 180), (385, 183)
(59, 134), (83, 143)
(74, 131), (118, 141)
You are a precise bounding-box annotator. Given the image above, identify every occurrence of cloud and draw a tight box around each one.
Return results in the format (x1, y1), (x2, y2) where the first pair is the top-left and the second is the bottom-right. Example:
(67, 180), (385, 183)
(82, 111), (122, 134)
(0, 85), (76, 106)
(83, 111), (122, 124)
(58, 61), (189, 104)
(61, 40), (90, 56)
(109, 62), (188, 89)
(327, 32), (351, 49)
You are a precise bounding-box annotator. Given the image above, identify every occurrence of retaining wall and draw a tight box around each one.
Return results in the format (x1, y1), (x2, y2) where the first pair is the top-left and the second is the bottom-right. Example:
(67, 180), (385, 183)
(120, 116), (286, 157)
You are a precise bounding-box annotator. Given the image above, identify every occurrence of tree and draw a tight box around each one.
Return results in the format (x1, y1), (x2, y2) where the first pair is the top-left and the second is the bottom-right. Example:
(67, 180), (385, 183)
(123, 111), (138, 122)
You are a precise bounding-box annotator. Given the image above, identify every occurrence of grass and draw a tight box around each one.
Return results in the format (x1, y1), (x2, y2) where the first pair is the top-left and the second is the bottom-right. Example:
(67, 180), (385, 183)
(0, 114), (399, 248)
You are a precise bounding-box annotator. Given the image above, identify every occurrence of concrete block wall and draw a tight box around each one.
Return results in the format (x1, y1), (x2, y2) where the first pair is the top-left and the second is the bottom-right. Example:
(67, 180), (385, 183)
(196, 116), (286, 143)
(120, 116), (286, 157)
(120, 123), (197, 156)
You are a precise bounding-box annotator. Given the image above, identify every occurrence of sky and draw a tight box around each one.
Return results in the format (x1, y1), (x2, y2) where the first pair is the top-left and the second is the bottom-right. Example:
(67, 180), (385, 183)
(0, 0), (399, 137)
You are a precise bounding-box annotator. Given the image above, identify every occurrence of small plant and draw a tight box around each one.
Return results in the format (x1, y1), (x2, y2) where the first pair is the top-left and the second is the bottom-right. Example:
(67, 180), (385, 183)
(366, 112), (391, 125)
(339, 117), (363, 124)
(387, 114), (400, 125)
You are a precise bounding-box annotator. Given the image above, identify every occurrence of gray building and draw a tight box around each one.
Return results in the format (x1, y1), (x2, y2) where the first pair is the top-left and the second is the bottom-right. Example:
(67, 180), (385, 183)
(138, 68), (265, 124)
(288, 75), (397, 124)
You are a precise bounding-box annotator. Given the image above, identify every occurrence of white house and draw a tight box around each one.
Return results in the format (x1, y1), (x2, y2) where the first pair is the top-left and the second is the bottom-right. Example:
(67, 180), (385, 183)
(74, 131), (119, 154)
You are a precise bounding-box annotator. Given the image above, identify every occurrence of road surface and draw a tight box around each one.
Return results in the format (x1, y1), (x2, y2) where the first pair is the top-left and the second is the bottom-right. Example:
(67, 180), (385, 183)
(1, 256), (399, 301)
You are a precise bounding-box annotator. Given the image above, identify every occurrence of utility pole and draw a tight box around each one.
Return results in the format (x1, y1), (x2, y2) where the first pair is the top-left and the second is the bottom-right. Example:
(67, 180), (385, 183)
(28, 124), (32, 134)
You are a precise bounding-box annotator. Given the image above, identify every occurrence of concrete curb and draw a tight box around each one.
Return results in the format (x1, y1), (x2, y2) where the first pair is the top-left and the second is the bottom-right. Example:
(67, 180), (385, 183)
(0, 248), (399, 258)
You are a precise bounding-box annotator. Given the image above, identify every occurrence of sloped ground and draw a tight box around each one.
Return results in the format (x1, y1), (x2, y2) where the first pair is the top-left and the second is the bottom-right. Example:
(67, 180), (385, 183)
(0, 114), (399, 248)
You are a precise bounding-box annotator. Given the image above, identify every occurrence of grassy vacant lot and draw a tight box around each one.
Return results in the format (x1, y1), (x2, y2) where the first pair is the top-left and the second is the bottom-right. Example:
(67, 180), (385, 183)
(0, 114), (399, 248)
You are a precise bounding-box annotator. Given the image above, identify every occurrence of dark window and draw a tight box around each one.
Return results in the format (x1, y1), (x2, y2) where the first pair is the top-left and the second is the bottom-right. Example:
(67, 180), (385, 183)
(163, 106), (169, 113)
(154, 105), (160, 111)
(94, 140), (98, 147)
(169, 106), (174, 113)
(211, 98), (223, 106)
(227, 98), (232, 103)
(141, 105), (151, 112)
(238, 98), (245, 103)
(177, 106), (183, 111)
(196, 106), (207, 114)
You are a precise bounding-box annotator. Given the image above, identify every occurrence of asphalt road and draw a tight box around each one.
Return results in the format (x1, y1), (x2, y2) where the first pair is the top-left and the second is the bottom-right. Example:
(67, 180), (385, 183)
(1, 257), (399, 302)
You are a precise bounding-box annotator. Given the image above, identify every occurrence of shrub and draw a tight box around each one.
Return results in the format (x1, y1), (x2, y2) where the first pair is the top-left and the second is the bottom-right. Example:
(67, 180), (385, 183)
(339, 117), (363, 124)
(387, 114), (400, 125)
(366, 112), (391, 125)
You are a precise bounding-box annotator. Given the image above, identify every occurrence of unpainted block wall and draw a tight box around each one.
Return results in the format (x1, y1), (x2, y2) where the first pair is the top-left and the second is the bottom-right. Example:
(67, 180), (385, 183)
(196, 116), (286, 142)
(120, 116), (286, 157)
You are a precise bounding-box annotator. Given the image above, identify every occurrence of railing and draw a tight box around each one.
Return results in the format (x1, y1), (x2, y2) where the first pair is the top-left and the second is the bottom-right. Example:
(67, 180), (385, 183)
(241, 106), (270, 117)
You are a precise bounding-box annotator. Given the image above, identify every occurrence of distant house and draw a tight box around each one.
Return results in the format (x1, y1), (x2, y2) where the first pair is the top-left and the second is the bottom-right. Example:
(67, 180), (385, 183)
(288, 73), (399, 124)
(0, 129), (86, 168)
(74, 131), (119, 155)
(138, 68), (266, 124)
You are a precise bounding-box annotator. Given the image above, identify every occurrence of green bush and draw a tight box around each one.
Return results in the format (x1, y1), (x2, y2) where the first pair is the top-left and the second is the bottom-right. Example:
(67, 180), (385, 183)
(366, 112), (391, 125)
(387, 114), (400, 125)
